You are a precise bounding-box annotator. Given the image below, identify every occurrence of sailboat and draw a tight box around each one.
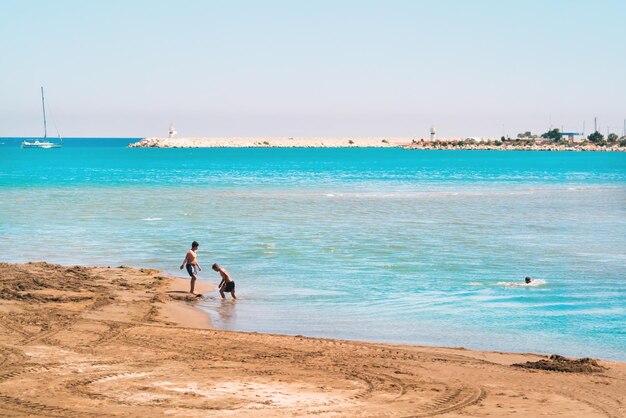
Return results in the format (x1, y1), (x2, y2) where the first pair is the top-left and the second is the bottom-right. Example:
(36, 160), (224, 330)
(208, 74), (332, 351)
(21, 87), (62, 149)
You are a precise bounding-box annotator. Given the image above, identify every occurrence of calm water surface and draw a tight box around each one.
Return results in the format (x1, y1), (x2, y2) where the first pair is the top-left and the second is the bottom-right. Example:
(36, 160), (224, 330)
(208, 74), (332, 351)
(1, 138), (625, 360)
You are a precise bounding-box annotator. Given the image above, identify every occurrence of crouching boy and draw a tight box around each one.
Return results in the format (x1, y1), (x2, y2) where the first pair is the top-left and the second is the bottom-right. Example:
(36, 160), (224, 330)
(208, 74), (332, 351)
(213, 263), (236, 299)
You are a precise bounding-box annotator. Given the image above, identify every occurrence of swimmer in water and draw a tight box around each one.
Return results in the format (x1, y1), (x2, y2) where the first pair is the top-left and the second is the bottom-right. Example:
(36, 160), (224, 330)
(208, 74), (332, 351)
(525, 276), (532, 284)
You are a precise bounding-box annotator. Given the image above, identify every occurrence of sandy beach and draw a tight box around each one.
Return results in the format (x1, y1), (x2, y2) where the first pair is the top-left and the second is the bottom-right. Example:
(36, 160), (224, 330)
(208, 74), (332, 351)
(0, 262), (624, 417)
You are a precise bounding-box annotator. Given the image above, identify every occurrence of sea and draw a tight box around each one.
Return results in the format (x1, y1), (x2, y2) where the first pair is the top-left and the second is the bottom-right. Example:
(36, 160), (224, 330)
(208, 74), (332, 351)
(1, 137), (625, 361)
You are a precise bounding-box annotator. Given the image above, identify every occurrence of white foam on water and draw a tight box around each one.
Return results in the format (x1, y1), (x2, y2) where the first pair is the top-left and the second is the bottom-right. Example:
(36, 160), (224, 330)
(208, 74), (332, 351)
(497, 279), (547, 288)
(142, 217), (162, 221)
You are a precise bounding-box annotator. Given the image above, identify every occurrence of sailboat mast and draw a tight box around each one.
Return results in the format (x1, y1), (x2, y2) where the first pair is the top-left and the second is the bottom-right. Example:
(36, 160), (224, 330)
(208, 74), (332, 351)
(41, 86), (48, 139)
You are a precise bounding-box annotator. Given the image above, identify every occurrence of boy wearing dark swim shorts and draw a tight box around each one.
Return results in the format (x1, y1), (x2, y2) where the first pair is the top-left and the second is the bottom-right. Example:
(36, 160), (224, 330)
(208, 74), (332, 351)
(180, 241), (202, 294)
(213, 263), (236, 299)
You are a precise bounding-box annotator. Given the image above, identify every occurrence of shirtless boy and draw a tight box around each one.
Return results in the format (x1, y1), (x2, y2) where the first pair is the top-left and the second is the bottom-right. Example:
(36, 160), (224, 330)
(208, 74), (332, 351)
(212, 263), (236, 299)
(180, 241), (202, 294)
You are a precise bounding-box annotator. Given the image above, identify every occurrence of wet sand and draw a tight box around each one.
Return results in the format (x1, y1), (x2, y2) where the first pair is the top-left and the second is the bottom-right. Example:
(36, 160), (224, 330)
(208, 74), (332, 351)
(0, 262), (624, 417)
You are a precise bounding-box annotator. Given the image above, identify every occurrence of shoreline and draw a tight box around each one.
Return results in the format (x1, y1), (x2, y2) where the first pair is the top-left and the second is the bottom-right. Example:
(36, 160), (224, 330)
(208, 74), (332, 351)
(128, 136), (626, 151)
(175, 277), (624, 363)
(159, 276), (215, 329)
(1, 261), (624, 416)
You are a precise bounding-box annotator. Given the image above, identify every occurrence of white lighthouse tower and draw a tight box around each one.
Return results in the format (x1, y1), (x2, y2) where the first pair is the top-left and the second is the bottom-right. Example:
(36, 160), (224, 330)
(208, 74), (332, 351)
(430, 125), (436, 141)
(168, 123), (177, 139)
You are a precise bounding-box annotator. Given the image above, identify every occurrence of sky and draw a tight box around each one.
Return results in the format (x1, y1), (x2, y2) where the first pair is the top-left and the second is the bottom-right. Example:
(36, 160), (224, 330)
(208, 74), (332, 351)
(1, 0), (625, 138)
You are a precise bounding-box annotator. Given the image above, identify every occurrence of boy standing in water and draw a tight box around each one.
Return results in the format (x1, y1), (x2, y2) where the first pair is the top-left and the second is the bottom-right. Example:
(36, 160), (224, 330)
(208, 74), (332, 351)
(180, 241), (202, 294)
(213, 263), (236, 299)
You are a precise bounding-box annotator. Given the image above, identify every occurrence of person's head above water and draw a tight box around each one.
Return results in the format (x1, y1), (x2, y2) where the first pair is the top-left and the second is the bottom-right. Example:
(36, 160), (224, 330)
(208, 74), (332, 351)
(191, 241), (199, 250)
(525, 277), (532, 284)
(212, 263), (220, 271)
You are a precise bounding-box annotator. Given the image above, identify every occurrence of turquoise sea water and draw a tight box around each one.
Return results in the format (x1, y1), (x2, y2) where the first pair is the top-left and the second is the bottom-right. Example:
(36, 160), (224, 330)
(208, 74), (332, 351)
(1, 138), (625, 360)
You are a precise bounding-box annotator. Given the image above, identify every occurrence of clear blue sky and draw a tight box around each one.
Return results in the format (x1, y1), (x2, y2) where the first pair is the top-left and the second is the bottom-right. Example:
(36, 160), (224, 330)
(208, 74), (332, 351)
(1, 0), (625, 138)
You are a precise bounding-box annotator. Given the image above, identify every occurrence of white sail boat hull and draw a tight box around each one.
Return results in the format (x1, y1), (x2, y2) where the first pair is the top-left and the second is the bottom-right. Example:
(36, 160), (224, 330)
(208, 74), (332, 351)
(22, 141), (61, 148)
(22, 87), (62, 149)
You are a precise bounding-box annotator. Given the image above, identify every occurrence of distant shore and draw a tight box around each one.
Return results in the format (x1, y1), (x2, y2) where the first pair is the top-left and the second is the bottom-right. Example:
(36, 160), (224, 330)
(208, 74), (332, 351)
(129, 136), (406, 148)
(404, 139), (626, 152)
(1, 261), (624, 416)
(129, 136), (626, 151)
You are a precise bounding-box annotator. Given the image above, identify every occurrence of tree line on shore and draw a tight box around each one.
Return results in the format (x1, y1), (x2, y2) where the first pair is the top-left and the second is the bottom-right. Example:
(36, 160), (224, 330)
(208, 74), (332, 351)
(515, 128), (626, 147)
(409, 129), (626, 149)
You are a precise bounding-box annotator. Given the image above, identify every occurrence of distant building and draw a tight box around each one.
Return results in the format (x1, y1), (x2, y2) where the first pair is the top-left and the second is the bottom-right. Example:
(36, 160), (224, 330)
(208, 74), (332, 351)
(562, 132), (583, 142)
(430, 125), (436, 141)
(168, 123), (177, 139)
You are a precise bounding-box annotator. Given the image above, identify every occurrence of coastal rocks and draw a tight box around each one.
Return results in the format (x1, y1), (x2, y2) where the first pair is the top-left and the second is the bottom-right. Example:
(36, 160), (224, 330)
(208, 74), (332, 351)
(128, 138), (168, 148)
(128, 137), (405, 148)
(403, 140), (626, 152)
(513, 354), (605, 373)
(129, 137), (626, 151)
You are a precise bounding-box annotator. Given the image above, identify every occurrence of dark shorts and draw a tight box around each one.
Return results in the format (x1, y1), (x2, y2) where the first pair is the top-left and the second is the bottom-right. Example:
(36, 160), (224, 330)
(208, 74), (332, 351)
(224, 281), (235, 292)
(185, 264), (197, 278)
